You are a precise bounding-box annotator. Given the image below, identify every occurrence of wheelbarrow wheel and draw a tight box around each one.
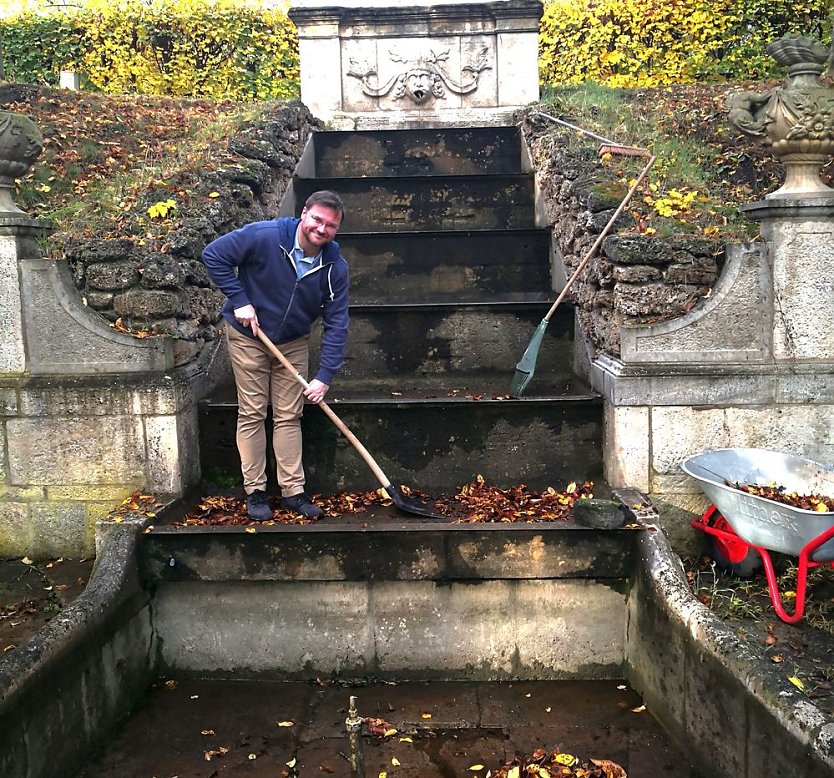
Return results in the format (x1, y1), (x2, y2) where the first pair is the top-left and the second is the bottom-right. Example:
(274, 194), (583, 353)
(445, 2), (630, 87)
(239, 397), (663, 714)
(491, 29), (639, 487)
(707, 531), (762, 579)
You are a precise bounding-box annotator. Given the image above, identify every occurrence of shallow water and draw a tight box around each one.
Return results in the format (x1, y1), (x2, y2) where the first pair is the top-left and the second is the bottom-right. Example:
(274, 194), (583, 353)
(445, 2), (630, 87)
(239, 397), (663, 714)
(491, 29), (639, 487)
(76, 678), (703, 777)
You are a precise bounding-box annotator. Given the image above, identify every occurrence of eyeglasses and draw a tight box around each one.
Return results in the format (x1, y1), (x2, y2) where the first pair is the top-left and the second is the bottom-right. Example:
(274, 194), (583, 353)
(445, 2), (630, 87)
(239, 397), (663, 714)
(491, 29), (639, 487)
(307, 212), (340, 232)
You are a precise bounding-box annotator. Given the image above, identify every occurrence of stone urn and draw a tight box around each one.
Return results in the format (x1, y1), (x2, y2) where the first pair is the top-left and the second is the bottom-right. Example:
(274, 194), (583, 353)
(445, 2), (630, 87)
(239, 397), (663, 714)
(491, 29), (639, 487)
(0, 110), (43, 214)
(727, 36), (834, 199)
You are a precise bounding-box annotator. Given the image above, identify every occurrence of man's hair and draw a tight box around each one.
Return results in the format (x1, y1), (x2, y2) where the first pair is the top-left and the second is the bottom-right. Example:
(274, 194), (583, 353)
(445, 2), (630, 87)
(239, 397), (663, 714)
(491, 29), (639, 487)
(304, 190), (345, 219)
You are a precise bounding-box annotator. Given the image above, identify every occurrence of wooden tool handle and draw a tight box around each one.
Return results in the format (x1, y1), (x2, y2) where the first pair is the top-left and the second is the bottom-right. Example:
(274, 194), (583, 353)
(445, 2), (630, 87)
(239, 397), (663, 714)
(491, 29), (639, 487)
(543, 154), (656, 324)
(255, 329), (392, 489)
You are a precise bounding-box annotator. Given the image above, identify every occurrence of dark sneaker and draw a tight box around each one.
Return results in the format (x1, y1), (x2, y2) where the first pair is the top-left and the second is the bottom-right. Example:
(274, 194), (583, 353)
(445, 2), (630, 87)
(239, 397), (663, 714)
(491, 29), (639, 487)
(280, 492), (324, 519)
(246, 490), (273, 522)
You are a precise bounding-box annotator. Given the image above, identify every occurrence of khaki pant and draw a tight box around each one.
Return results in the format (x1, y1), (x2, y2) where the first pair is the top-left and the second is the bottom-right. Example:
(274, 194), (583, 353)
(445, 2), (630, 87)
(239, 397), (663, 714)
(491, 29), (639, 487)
(226, 326), (309, 497)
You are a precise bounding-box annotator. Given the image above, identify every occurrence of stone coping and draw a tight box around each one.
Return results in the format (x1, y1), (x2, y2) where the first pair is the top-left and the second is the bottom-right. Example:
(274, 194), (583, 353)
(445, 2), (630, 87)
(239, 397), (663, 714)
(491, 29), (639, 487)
(0, 515), (149, 710)
(629, 527), (834, 777)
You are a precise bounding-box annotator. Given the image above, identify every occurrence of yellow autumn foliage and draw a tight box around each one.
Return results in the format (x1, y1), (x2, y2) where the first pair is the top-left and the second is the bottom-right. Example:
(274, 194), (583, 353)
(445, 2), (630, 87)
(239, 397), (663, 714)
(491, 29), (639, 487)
(2, 0), (299, 100)
(540, 0), (832, 88)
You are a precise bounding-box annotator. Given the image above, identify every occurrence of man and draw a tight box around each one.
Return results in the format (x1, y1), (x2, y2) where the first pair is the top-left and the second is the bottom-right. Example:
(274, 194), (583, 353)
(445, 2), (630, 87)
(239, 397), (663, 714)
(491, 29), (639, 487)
(203, 190), (349, 520)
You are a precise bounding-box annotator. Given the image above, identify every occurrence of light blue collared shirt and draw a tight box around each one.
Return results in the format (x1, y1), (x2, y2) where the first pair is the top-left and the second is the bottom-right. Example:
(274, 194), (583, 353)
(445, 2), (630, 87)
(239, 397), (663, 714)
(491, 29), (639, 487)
(293, 232), (322, 279)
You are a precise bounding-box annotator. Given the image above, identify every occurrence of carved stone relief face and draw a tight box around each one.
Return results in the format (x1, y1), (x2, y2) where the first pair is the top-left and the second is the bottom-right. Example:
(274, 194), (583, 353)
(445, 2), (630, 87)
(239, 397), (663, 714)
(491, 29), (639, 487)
(405, 69), (435, 103)
(347, 45), (491, 107)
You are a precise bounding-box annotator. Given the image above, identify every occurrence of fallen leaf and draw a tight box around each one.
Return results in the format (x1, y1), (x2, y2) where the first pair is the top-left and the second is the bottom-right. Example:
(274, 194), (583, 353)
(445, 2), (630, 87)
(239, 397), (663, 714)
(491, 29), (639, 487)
(590, 758), (627, 777)
(788, 676), (806, 691)
(421, 712), (432, 719)
(203, 746), (229, 761)
(245, 527), (257, 534)
(469, 765), (485, 771)
(391, 756), (400, 766)
(200, 729), (215, 736)
(277, 720), (295, 727)
(631, 704), (646, 712)
(399, 736), (413, 743)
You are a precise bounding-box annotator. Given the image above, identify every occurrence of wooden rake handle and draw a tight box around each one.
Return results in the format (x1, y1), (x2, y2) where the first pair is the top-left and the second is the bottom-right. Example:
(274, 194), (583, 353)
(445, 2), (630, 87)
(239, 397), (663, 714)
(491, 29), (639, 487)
(255, 329), (392, 489)
(542, 153), (656, 324)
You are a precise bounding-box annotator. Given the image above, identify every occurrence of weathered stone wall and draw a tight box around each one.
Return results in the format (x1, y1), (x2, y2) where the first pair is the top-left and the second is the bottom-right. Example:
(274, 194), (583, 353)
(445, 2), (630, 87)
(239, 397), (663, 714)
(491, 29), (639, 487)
(519, 111), (721, 357)
(64, 102), (321, 361)
(0, 102), (321, 558)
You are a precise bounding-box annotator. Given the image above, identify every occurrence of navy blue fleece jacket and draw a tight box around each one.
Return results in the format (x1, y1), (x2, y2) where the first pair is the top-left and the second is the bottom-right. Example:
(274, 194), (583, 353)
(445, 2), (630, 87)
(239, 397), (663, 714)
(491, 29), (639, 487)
(202, 216), (350, 385)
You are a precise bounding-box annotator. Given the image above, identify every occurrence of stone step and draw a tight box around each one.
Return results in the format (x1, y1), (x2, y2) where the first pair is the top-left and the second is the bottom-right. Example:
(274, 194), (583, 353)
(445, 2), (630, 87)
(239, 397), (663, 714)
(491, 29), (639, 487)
(293, 173), (536, 231)
(339, 227), (552, 304)
(142, 520), (634, 584)
(309, 301), (577, 383)
(198, 391), (604, 494)
(308, 126), (526, 178)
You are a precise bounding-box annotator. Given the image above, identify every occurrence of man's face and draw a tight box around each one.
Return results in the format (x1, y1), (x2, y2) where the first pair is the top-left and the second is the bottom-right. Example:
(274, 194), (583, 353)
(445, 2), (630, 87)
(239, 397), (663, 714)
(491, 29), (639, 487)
(298, 205), (342, 251)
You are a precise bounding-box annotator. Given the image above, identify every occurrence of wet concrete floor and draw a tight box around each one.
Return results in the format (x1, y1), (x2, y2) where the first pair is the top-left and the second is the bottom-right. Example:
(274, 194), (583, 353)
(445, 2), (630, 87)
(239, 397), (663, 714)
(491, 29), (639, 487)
(76, 678), (702, 777)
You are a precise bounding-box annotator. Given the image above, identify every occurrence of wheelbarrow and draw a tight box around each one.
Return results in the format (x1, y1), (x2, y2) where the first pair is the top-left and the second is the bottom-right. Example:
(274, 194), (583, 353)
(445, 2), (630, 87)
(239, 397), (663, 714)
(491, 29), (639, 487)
(682, 448), (834, 624)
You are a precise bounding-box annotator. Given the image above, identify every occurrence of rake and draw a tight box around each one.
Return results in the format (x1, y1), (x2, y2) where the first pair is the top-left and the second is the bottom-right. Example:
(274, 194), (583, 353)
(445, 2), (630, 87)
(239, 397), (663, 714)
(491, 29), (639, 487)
(256, 330), (443, 519)
(511, 117), (656, 397)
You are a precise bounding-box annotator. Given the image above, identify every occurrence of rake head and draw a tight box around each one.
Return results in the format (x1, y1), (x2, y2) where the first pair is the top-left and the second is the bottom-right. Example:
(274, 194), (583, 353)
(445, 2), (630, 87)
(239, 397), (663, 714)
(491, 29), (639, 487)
(510, 318), (549, 397)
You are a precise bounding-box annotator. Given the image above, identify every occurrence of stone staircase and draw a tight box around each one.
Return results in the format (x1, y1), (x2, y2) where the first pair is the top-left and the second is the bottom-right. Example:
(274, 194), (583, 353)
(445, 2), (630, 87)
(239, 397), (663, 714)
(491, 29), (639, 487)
(200, 126), (603, 495)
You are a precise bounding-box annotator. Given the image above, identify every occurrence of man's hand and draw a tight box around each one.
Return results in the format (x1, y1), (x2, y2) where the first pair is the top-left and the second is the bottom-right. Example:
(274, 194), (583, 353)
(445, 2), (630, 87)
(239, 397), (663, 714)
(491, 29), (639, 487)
(304, 379), (329, 404)
(233, 304), (259, 335)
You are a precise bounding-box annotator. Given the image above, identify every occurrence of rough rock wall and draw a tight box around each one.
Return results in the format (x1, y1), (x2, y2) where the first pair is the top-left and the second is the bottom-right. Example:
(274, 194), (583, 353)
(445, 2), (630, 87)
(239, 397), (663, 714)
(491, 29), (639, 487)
(519, 111), (721, 357)
(66, 102), (321, 363)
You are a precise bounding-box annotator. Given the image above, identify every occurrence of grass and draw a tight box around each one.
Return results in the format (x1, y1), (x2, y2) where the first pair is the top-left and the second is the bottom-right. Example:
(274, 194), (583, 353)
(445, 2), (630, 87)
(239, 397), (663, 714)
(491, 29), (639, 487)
(690, 555), (834, 633)
(5, 87), (274, 258)
(534, 80), (807, 242)
(691, 561), (766, 621)
(7, 80), (812, 255)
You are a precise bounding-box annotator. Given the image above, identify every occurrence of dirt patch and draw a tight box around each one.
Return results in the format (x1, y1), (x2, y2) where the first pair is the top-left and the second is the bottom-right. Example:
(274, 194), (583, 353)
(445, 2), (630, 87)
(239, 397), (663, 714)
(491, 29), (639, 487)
(0, 557), (95, 654)
(688, 557), (834, 716)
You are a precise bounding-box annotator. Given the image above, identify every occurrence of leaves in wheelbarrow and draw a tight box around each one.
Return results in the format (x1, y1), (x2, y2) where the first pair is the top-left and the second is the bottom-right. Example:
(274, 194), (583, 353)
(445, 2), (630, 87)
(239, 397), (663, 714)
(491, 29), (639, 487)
(731, 482), (834, 512)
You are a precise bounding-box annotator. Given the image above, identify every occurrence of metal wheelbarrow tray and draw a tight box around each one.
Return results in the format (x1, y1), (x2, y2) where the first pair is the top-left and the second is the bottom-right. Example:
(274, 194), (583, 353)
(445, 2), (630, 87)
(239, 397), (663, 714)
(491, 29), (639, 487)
(682, 447), (834, 623)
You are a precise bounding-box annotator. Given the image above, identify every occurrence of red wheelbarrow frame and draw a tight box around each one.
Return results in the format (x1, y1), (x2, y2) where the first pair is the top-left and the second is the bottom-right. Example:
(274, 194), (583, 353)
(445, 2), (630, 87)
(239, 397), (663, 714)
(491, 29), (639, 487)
(692, 504), (834, 624)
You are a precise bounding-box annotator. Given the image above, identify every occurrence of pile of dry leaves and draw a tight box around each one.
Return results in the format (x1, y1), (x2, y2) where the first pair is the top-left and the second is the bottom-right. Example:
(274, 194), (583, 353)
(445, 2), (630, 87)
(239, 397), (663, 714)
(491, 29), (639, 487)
(174, 476), (596, 527)
(732, 482), (834, 512)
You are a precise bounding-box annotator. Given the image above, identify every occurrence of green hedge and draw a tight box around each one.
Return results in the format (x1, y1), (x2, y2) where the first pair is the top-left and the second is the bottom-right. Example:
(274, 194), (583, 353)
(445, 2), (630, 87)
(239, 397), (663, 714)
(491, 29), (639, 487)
(1, 0), (299, 101)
